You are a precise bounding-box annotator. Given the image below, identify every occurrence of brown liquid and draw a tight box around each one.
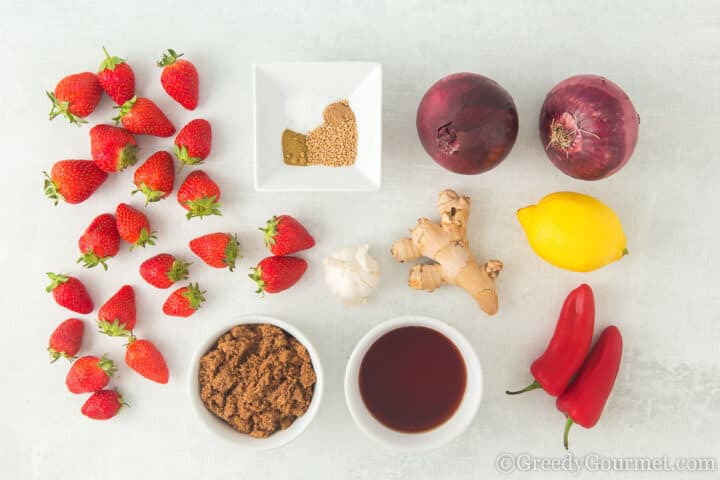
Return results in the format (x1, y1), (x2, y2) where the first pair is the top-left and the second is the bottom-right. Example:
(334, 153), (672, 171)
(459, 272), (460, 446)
(359, 326), (466, 433)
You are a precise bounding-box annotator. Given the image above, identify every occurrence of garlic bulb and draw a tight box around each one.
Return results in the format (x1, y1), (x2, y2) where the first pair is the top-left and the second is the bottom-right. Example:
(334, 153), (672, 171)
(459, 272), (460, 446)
(323, 245), (380, 305)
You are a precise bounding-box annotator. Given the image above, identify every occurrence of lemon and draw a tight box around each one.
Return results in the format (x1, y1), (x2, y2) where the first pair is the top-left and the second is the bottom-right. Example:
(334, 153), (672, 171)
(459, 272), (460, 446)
(517, 192), (627, 272)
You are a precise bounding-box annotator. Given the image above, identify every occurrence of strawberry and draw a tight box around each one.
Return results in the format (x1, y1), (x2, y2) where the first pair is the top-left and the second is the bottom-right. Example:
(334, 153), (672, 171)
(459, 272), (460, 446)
(47, 72), (102, 125)
(189, 233), (240, 271)
(174, 119), (211, 169)
(48, 318), (84, 363)
(97, 285), (136, 337)
(46, 273), (93, 314)
(66, 354), (116, 393)
(116, 203), (156, 249)
(43, 160), (107, 205)
(90, 124), (138, 173)
(113, 96), (175, 137)
(97, 47), (135, 105)
(177, 170), (221, 219)
(132, 151), (175, 205)
(81, 389), (126, 420)
(125, 336), (169, 384)
(157, 49), (199, 110)
(162, 283), (206, 317)
(261, 215), (315, 255)
(139, 253), (190, 289)
(249, 256), (307, 294)
(78, 213), (120, 270)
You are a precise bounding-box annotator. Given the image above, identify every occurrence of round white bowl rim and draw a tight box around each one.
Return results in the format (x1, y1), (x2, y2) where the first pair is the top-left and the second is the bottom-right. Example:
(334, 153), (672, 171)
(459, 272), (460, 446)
(187, 314), (324, 450)
(344, 315), (482, 452)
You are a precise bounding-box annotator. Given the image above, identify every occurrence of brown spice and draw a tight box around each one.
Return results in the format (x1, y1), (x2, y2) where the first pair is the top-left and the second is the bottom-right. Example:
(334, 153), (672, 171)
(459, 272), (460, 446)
(281, 100), (358, 168)
(282, 129), (308, 166)
(307, 100), (358, 167)
(198, 324), (316, 438)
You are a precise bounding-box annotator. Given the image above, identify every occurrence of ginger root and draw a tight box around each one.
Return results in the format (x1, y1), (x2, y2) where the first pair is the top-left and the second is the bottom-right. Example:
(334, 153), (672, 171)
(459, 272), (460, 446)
(391, 189), (503, 315)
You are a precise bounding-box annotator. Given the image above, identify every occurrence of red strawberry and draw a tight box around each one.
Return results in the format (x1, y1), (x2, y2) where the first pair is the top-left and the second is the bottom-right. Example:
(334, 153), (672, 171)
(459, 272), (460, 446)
(177, 170), (221, 219)
(66, 355), (116, 393)
(48, 318), (84, 363)
(139, 253), (190, 289)
(97, 285), (136, 336)
(81, 389), (126, 420)
(116, 203), (156, 249)
(261, 215), (315, 255)
(132, 151), (175, 205)
(125, 336), (169, 384)
(162, 283), (206, 317)
(43, 160), (107, 205)
(77, 213), (120, 270)
(157, 49), (199, 110)
(174, 119), (211, 169)
(249, 256), (307, 294)
(113, 96), (175, 137)
(46, 273), (93, 314)
(90, 124), (138, 173)
(189, 233), (239, 271)
(97, 47), (135, 105)
(47, 72), (102, 125)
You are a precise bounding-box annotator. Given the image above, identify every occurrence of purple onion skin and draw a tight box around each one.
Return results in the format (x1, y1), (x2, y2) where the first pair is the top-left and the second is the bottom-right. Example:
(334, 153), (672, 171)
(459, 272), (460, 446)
(416, 73), (519, 175)
(539, 75), (640, 180)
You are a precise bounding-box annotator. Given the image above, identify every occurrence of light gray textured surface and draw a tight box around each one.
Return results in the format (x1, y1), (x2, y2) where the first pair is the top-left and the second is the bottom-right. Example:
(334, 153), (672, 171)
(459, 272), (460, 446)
(1, 1), (718, 478)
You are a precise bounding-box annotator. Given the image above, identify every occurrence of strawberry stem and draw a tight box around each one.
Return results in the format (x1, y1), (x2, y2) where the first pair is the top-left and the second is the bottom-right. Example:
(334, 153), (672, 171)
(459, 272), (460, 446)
(173, 144), (203, 170)
(184, 195), (221, 220)
(182, 282), (206, 310)
(99, 46), (126, 72)
(47, 91), (86, 125)
(167, 259), (191, 282)
(98, 318), (132, 337)
(48, 348), (75, 363)
(112, 96), (137, 124)
(45, 272), (69, 292)
(98, 355), (118, 376)
(77, 249), (110, 270)
(260, 216), (280, 249)
(132, 182), (166, 206)
(249, 266), (266, 295)
(224, 234), (241, 271)
(130, 228), (157, 250)
(157, 49), (183, 67)
(43, 171), (63, 206)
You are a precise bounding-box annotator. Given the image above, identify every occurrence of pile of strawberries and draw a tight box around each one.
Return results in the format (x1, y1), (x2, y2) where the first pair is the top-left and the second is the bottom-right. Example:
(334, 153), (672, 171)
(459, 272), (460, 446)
(43, 48), (317, 420)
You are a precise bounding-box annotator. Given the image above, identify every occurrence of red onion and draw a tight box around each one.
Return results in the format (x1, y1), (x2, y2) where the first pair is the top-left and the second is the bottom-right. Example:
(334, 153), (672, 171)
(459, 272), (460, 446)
(416, 73), (518, 175)
(539, 75), (640, 180)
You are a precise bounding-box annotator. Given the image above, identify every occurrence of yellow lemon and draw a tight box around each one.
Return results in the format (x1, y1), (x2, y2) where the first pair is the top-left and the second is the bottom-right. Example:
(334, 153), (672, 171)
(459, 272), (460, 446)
(517, 192), (627, 272)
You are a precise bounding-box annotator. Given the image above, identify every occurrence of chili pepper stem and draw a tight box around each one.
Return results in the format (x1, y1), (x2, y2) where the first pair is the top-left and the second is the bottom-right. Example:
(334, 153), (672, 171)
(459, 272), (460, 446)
(563, 416), (574, 450)
(505, 380), (542, 395)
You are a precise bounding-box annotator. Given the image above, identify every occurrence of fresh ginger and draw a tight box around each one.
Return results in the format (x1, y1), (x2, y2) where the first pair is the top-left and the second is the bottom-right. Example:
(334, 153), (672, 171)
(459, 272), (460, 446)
(391, 189), (503, 315)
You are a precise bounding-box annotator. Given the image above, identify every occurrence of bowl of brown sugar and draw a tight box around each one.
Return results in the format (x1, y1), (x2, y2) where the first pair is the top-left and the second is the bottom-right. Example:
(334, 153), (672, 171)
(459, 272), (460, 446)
(188, 315), (324, 449)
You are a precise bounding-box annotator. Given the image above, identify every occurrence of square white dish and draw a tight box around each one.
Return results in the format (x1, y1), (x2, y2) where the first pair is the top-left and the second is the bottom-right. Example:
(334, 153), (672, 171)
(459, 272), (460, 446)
(253, 62), (382, 191)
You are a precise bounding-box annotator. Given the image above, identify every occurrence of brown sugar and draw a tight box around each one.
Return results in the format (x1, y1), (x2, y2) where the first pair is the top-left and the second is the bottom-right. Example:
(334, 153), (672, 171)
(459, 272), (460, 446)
(307, 100), (358, 167)
(198, 324), (317, 438)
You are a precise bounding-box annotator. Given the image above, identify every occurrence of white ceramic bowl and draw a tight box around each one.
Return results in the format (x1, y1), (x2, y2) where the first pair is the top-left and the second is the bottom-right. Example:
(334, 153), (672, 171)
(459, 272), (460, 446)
(253, 62), (382, 191)
(188, 315), (324, 450)
(344, 315), (482, 452)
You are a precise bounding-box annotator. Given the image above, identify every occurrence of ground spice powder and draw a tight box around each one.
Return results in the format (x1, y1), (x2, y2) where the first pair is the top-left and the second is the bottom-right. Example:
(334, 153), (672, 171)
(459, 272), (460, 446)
(198, 324), (316, 438)
(282, 129), (308, 166)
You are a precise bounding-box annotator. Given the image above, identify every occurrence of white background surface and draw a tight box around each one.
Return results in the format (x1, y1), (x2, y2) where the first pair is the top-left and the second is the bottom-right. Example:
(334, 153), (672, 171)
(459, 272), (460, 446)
(1, 1), (718, 479)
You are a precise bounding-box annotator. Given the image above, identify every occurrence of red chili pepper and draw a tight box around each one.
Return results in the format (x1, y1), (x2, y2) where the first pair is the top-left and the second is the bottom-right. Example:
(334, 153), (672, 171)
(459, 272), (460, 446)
(506, 284), (595, 396)
(556, 325), (623, 450)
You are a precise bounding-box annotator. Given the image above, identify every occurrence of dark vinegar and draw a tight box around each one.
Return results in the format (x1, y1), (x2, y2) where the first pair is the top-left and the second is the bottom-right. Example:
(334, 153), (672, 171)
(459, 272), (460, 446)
(358, 326), (467, 433)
